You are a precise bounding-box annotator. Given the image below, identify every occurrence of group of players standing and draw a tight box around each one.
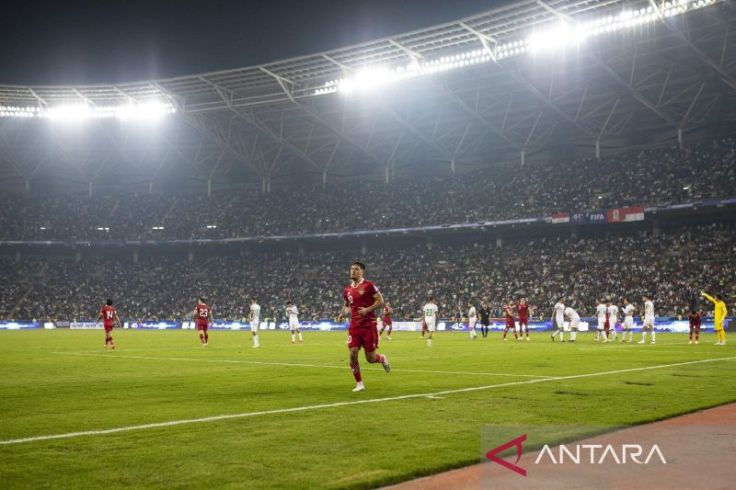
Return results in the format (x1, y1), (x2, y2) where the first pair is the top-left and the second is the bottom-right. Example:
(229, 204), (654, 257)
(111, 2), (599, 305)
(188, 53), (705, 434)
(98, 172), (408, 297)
(94, 261), (728, 392)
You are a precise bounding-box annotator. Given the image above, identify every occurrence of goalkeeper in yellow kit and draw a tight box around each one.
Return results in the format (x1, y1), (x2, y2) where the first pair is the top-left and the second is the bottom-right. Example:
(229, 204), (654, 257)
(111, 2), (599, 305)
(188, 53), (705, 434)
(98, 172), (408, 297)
(701, 292), (728, 345)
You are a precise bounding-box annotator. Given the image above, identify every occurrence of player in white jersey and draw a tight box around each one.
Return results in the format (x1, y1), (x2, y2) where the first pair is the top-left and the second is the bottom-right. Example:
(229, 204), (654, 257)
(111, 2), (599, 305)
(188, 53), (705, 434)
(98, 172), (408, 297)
(423, 297), (439, 347)
(595, 299), (608, 342)
(639, 295), (656, 344)
(550, 297), (565, 342)
(606, 300), (619, 342)
(286, 301), (303, 343)
(564, 306), (580, 342)
(621, 298), (636, 343)
(468, 302), (478, 340)
(249, 298), (261, 348)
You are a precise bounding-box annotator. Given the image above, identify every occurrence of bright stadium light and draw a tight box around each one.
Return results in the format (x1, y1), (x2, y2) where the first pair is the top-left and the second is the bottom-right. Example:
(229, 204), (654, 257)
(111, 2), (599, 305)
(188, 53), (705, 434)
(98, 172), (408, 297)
(152, 226), (165, 230)
(0, 101), (176, 120)
(314, 0), (721, 96)
(206, 225), (217, 229)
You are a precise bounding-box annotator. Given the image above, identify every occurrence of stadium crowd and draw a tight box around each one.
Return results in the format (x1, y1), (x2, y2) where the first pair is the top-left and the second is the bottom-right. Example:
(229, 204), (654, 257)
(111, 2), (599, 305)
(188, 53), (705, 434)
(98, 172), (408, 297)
(2, 223), (733, 322)
(1, 138), (735, 241)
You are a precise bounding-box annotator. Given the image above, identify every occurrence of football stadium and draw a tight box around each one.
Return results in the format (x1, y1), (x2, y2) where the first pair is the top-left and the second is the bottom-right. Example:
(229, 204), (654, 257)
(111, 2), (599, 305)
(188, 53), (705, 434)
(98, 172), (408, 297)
(1, 0), (735, 488)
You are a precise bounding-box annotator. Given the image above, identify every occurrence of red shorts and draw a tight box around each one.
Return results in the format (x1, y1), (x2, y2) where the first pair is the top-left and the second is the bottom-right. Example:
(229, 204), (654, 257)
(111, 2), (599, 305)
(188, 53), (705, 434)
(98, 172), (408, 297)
(104, 324), (114, 333)
(347, 328), (379, 353)
(197, 322), (209, 331)
(505, 319), (515, 328)
(382, 318), (392, 326)
(519, 318), (528, 327)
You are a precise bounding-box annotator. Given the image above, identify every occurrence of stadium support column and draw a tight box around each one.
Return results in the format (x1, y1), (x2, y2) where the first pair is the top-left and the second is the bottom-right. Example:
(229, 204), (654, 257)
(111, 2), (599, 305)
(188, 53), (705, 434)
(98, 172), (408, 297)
(361, 243), (367, 255)
(385, 166), (390, 184)
(322, 171), (327, 189)
(595, 140), (601, 159)
(88, 181), (93, 198)
(188, 248), (194, 263)
(677, 128), (684, 149)
(496, 236), (503, 249)
(520, 150), (526, 167)
(450, 158), (456, 175)
(75, 250), (81, 263)
(25, 178), (30, 193)
(261, 175), (271, 194)
(207, 179), (212, 197)
(133, 250), (139, 264)
(148, 181), (154, 195)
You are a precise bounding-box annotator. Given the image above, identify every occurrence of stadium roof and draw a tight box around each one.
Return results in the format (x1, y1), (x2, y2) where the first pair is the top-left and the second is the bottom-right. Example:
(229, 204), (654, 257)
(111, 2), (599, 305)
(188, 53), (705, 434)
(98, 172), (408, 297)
(1, 0), (735, 189)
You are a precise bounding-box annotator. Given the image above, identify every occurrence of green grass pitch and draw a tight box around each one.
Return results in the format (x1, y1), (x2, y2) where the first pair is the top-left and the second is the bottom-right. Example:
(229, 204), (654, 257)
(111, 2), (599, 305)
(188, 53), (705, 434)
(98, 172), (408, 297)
(1, 329), (734, 489)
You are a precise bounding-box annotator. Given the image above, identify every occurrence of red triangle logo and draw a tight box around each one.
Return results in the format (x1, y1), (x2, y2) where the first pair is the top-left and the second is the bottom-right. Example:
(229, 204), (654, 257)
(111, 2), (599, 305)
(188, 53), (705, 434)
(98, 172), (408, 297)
(485, 434), (527, 477)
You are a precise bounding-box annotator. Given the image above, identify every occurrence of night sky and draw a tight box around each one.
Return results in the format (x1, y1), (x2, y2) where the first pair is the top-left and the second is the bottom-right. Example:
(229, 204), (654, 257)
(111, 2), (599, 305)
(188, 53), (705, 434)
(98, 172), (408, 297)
(2, 0), (500, 85)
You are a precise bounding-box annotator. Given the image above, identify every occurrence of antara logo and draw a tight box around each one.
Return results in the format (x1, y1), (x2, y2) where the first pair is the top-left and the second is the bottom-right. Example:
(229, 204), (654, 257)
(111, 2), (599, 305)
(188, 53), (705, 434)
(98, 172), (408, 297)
(485, 435), (667, 476)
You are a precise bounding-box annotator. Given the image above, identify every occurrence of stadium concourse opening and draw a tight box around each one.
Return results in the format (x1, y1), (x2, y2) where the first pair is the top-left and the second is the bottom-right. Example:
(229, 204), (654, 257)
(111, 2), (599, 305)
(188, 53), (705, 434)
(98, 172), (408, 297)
(1, 0), (736, 488)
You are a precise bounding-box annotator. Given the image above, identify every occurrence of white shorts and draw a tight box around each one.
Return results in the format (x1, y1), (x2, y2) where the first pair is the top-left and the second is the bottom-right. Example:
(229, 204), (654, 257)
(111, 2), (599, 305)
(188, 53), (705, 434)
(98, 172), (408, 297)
(555, 316), (564, 329)
(643, 316), (655, 328)
(426, 320), (436, 332)
(289, 320), (299, 330)
(251, 320), (260, 333)
(569, 319), (580, 330)
(597, 318), (605, 330)
(624, 317), (634, 330)
(609, 317), (618, 328)
(469, 319), (477, 329)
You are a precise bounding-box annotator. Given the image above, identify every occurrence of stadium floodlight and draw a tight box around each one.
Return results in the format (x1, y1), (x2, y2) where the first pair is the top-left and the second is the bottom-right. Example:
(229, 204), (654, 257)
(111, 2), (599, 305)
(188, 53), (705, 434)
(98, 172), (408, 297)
(206, 225), (217, 229)
(314, 0), (721, 96)
(0, 101), (176, 120)
(152, 226), (165, 230)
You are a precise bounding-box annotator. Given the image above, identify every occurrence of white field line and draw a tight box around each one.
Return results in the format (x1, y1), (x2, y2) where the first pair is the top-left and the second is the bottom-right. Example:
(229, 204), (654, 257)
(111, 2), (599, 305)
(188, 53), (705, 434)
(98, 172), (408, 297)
(3, 355), (735, 446)
(52, 352), (552, 378)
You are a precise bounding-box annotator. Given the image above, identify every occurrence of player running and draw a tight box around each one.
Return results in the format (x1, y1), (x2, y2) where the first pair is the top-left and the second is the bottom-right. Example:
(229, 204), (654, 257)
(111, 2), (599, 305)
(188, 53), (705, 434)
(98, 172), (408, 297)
(502, 302), (518, 341)
(479, 302), (491, 338)
(468, 302), (478, 339)
(423, 297), (439, 347)
(638, 295), (656, 344)
(688, 309), (701, 344)
(595, 299), (608, 342)
(250, 298), (261, 348)
(98, 299), (120, 350)
(622, 298), (635, 343)
(193, 297), (212, 347)
(339, 261), (390, 392)
(564, 305), (580, 342)
(701, 292), (728, 345)
(550, 297), (565, 342)
(517, 298), (531, 341)
(607, 299), (619, 342)
(379, 302), (393, 340)
(286, 301), (303, 343)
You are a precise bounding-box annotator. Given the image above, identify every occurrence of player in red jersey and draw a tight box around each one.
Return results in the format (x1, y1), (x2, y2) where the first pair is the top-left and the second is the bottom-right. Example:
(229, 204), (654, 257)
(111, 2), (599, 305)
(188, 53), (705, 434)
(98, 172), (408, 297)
(97, 299), (120, 349)
(193, 297), (212, 347)
(688, 309), (701, 344)
(517, 298), (531, 341)
(379, 302), (393, 340)
(339, 261), (391, 392)
(502, 302), (518, 341)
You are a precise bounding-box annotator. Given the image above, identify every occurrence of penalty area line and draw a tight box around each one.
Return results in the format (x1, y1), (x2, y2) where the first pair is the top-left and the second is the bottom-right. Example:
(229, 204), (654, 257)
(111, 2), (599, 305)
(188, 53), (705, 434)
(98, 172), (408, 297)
(2, 355), (735, 446)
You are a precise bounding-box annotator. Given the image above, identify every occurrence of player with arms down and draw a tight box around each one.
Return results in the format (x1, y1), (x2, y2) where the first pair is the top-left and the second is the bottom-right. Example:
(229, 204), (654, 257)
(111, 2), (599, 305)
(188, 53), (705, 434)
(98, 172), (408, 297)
(193, 297), (212, 347)
(98, 299), (121, 350)
(340, 261), (391, 392)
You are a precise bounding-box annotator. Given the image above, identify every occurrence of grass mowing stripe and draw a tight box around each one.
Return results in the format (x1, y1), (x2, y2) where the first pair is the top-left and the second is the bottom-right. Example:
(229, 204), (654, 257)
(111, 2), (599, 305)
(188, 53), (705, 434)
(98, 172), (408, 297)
(53, 352), (553, 378)
(4, 355), (734, 447)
